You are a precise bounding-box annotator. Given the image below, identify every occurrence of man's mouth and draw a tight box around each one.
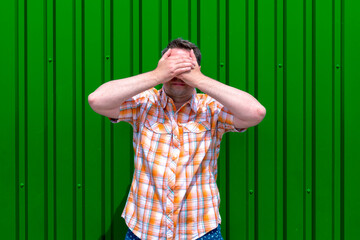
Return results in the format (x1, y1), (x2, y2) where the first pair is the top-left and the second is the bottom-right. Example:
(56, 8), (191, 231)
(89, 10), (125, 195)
(171, 79), (185, 86)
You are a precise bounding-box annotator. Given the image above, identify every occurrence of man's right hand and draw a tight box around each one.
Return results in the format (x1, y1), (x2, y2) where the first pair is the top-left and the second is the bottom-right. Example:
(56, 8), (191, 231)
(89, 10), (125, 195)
(153, 49), (196, 83)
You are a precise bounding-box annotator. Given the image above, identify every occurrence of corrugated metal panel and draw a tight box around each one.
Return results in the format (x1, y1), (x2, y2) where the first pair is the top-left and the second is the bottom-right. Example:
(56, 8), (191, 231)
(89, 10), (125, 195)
(1, 0), (359, 239)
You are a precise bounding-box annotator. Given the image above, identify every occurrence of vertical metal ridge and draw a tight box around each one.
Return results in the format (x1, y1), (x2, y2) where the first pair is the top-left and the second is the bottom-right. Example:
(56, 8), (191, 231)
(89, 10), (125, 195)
(81, 0), (86, 238)
(340, 0), (344, 238)
(254, 1), (259, 239)
(283, 0), (287, 238)
(254, 0), (259, 99)
(225, 0), (229, 86)
(45, 0), (55, 238)
(303, 0), (307, 239)
(130, 0), (133, 76)
(24, 0), (29, 238)
(332, 0), (342, 238)
(168, 0), (171, 41)
(274, 0), (278, 238)
(197, 0), (200, 48)
(225, 0), (230, 84)
(15, 0), (20, 239)
(110, 0), (114, 80)
(188, 0), (191, 40)
(139, 0), (142, 73)
(72, 0), (77, 239)
(311, 0), (317, 239)
(159, 0), (162, 54)
(216, 0), (220, 83)
(245, 0), (249, 238)
(304, 0), (313, 238)
(43, 0), (49, 238)
(109, 0), (114, 238)
(100, 0), (106, 236)
(331, 0), (335, 239)
(75, 0), (83, 237)
(52, 0), (57, 238)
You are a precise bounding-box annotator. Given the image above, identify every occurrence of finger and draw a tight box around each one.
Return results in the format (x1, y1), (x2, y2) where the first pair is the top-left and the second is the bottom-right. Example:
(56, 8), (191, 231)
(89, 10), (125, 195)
(174, 62), (195, 69)
(173, 58), (196, 65)
(190, 49), (198, 65)
(174, 67), (192, 75)
(168, 56), (191, 61)
(160, 48), (172, 60)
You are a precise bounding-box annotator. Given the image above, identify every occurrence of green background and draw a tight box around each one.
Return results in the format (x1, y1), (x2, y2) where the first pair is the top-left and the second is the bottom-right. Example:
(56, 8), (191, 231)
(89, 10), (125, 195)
(1, 0), (359, 239)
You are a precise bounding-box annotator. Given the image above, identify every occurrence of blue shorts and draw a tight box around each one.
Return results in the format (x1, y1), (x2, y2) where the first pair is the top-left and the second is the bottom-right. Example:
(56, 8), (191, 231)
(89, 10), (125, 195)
(125, 224), (223, 240)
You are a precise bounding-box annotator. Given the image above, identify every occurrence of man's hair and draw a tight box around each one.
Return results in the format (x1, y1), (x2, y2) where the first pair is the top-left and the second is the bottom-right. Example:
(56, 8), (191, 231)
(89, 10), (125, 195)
(161, 38), (202, 66)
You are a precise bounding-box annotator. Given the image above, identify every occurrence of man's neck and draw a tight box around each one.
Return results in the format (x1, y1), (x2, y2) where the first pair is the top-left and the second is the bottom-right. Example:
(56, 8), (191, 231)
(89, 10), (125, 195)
(174, 102), (185, 111)
(166, 94), (192, 111)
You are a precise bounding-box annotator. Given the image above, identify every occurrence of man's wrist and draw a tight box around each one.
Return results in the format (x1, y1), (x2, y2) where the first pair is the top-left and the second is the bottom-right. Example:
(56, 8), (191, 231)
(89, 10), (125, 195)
(150, 69), (165, 85)
(184, 72), (205, 88)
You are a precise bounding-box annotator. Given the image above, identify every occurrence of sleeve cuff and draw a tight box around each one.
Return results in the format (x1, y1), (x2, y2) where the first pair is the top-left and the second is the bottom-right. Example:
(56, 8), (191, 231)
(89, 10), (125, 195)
(235, 127), (247, 133)
(108, 117), (120, 123)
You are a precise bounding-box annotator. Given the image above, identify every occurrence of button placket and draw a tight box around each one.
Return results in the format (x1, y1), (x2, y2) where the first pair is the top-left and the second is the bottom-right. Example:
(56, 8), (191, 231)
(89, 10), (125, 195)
(165, 112), (180, 240)
(164, 100), (186, 240)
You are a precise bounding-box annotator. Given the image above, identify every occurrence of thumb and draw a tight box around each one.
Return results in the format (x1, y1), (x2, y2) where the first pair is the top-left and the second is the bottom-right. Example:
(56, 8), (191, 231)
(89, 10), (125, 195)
(160, 48), (172, 60)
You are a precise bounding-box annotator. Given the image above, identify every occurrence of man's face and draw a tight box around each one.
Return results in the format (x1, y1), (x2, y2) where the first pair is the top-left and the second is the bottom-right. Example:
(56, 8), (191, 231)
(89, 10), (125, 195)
(162, 48), (196, 102)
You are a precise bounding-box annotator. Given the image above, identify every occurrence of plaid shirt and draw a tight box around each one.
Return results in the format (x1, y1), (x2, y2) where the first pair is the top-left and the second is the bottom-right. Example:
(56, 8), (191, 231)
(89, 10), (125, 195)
(110, 87), (247, 239)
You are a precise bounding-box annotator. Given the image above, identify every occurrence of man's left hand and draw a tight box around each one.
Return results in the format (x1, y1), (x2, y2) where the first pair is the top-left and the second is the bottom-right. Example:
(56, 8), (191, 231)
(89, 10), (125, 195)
(177, 49), (203, 87)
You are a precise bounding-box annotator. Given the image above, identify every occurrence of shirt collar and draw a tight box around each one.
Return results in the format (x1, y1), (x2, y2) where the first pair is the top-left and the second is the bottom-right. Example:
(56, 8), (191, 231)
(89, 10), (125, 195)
(159, 87), (198, 113)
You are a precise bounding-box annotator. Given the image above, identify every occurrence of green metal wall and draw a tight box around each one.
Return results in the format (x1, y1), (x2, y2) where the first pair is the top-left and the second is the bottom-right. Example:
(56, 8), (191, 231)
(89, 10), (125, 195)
(1, 0), (359, 239)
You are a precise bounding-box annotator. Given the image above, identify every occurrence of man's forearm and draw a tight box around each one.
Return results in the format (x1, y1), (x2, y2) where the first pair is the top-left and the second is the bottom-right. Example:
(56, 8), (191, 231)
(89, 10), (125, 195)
(191, 73), (266, 124)
(88, 71), (160, 111)
(88, 49), (195, 117)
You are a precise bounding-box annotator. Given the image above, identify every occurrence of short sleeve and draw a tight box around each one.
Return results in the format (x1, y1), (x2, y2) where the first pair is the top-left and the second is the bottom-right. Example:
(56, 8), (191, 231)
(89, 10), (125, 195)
(108, 89), (153, 130)
(216, 103), (247, 133)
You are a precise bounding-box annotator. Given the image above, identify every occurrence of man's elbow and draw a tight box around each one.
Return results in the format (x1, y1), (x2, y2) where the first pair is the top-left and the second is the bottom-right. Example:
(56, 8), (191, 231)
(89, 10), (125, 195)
(251, 106), (266, 126)
(256, 106), (266, 123)
(88, 92), (97, 110)
(88, 92), (105, 113)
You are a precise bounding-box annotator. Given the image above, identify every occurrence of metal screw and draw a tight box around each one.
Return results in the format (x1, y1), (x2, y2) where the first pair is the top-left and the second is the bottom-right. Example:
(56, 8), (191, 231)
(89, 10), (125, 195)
(48, 58), (52, 62)
(20, 183), (25, 188)
(106, 55), (110, 60)
(336, 64), (340, 69)
(306, 188), (311, 194)
(220, 62), (224, 67)
(249, 190), (254, 195)
(278, 64), (282, 68)
(77, 184), (82, 189)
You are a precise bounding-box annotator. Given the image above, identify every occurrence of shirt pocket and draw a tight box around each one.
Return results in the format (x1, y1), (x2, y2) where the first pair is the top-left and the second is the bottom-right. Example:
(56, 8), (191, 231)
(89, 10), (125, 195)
(140, 120), (172, 162)
(182, 121), (212, 156)
(145, 121), (172, 134)
(182, 121), (211, 133)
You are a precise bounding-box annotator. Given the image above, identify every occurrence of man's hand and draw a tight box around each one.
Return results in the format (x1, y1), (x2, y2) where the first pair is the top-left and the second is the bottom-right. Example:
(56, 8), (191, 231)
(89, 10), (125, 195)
(177, 49), (203, 87)
(153, 49), (196, 83)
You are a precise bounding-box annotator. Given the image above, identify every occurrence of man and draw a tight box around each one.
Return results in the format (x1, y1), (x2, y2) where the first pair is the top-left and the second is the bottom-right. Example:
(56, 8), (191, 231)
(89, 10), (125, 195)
(88, 38), (266, 240)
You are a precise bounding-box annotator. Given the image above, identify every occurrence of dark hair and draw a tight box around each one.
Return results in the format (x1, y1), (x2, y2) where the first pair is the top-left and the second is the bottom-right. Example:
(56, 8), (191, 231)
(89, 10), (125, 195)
(161, 38), (202, 66)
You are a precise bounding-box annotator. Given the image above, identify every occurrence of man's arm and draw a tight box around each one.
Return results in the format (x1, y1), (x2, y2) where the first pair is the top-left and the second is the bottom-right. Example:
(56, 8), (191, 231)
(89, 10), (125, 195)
(179, 50), (266, 129)
(88, 49), (196, 118)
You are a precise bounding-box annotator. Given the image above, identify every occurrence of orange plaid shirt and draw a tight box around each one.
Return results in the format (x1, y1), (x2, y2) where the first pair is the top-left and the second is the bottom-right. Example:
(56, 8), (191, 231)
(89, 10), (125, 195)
(110, 87), (247, 239)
